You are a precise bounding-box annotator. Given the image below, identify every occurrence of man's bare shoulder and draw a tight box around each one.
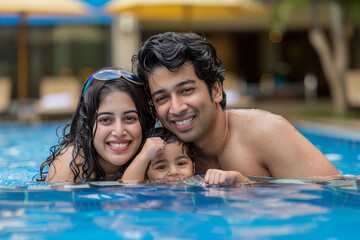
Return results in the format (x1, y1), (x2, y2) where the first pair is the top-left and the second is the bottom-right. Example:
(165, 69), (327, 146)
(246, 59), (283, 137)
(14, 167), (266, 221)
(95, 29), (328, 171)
(227, 108), (295, 143)
(227, 108), (287, 127)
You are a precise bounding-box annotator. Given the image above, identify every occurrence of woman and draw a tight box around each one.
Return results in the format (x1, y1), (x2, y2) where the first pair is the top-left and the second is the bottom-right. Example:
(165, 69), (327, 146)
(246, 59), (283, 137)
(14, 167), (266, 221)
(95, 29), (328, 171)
(39, 67), (156, 182)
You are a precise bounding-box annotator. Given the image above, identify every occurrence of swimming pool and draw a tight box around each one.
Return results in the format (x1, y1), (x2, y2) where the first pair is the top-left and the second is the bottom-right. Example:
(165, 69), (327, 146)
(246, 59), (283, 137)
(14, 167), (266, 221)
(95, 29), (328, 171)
(0, 121), (360, 239)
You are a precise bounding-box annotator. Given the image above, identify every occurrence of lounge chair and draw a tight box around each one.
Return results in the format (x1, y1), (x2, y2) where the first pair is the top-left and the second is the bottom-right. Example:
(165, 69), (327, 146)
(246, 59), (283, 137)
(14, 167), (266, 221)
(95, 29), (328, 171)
(0, 77), (12, 114)
(345, 69), (360, 108)
(35, 76), (81, 118)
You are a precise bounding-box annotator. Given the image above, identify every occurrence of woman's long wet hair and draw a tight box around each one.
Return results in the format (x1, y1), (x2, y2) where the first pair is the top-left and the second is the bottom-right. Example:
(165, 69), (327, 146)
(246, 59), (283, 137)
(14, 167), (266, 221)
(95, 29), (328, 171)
(38, 67), (156, 182)
(132, 31), (227, 109)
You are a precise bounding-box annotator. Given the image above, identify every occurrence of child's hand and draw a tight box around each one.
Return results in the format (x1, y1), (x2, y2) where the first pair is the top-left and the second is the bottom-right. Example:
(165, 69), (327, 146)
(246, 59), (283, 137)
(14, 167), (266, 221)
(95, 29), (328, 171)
(203, 169), (250, 186)
(140, 137), (166, 161)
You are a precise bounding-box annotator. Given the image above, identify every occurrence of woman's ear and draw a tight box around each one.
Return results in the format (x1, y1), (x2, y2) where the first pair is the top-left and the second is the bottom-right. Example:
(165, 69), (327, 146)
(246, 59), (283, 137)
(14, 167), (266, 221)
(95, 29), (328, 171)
(211, 81), (223, 104)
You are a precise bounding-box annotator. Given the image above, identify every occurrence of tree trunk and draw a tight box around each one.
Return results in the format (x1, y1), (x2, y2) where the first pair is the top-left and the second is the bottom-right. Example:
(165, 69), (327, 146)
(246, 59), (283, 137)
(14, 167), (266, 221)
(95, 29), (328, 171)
(308, 1), (347, 115)
(308, 29), (347, 115)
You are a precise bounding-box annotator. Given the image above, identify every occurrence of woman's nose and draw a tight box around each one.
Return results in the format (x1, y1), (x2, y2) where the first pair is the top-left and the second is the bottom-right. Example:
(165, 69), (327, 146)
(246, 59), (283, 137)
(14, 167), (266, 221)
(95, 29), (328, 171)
(112, 121), (125, 136)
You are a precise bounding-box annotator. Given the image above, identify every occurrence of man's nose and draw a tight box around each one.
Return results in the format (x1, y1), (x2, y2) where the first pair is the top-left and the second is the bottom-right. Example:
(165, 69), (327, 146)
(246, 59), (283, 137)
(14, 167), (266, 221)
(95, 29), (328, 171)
(169, 95), (187, 115)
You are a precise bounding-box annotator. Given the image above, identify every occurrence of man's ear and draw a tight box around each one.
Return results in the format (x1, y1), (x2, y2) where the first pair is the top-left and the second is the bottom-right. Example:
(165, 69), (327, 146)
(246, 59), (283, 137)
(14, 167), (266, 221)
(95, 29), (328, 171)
(211, 81), (223, 103)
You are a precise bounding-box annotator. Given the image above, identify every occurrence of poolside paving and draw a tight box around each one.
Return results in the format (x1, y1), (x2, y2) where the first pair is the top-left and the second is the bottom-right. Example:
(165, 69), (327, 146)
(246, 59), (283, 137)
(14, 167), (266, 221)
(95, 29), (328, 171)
(236, 99), (360, 132)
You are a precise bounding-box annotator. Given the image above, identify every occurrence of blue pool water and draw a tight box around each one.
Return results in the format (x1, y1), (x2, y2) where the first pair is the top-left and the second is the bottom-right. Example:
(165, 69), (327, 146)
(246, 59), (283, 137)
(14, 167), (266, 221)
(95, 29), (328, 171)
(0, 121), (360, 239)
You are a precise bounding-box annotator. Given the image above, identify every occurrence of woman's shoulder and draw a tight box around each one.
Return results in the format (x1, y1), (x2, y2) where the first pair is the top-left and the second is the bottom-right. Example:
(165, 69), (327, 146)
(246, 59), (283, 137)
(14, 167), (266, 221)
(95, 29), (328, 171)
(46, 145), (78, 182)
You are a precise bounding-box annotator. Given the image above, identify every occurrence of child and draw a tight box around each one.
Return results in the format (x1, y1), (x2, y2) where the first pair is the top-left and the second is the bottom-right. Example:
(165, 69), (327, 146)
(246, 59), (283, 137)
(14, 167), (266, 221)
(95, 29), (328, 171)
(122, 127), (249, 185)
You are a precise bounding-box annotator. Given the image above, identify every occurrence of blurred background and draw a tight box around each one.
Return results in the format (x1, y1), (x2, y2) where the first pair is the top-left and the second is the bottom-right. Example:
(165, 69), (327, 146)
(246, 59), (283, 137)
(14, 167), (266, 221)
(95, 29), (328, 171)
(0, 0), (359, 123)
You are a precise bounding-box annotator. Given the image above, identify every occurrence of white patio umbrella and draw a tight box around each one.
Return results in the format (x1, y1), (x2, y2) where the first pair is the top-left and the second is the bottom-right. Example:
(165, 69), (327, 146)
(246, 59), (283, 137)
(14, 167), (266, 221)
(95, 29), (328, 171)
(0, 0), (89, 99)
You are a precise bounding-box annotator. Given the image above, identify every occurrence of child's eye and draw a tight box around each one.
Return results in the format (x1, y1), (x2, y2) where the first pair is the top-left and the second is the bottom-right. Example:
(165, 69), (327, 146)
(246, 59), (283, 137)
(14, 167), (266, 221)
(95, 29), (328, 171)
(156, 165), (166, 170)
(177, 161), (188, 167)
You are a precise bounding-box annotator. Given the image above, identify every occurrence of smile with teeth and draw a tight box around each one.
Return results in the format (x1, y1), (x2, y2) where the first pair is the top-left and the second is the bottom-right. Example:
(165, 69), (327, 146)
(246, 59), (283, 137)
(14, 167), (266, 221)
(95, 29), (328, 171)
(108, 142), (129, 148)
(174, 117), (193, 126)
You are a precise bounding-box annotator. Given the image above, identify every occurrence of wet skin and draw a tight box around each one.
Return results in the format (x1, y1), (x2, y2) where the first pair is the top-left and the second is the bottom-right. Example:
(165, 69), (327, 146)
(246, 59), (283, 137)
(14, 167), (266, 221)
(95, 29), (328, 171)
(147, 62), (340, 179)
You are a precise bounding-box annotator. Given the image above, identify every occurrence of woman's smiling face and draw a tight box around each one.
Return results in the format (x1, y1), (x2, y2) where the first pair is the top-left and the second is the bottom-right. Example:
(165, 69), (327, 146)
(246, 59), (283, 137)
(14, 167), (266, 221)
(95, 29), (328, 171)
(93, 90), (142, 175)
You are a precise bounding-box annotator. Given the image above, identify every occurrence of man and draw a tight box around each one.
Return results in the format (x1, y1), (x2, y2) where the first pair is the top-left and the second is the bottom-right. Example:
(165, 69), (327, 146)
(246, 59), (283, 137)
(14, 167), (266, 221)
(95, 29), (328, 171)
(132, 32), (340, 180)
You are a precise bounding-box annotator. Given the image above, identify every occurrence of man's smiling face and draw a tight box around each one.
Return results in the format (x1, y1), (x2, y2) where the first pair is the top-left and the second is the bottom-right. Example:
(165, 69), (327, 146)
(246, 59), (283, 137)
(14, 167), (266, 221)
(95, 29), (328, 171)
(148, 62), (222, 143)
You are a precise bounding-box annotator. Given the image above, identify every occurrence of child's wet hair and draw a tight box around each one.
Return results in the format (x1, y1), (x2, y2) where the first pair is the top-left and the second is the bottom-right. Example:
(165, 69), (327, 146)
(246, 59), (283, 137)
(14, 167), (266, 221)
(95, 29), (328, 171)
(146, 127), (194, 162)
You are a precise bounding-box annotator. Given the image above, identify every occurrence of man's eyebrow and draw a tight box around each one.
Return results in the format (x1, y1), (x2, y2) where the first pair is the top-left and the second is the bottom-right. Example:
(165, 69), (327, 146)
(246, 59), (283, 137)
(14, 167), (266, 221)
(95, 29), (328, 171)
(151, 79), (196, 98)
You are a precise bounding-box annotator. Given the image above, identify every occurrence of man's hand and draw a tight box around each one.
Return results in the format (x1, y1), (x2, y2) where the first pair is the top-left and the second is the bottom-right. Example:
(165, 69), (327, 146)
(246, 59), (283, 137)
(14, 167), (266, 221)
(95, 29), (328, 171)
(204, 169), (250, 186)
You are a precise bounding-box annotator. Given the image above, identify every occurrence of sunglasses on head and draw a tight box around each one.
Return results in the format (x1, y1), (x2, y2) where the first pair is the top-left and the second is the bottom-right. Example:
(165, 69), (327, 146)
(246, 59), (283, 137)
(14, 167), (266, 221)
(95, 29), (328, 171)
(83, 69), (143, 96)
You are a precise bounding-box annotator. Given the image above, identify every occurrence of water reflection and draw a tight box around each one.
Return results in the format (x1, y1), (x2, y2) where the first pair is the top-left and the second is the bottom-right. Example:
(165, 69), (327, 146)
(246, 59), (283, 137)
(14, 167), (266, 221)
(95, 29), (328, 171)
(0, 177), (360, 239)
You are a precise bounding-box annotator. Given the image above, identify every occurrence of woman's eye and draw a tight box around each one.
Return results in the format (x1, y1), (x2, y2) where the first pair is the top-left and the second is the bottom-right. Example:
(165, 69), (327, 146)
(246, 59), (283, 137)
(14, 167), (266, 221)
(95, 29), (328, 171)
(124, 115), (137, 122)
(98, 117), (112, 124)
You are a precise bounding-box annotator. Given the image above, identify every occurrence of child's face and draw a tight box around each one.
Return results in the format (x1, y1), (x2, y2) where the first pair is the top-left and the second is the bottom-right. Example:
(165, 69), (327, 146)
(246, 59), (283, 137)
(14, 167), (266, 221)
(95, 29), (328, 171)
(146, 142), (194, 180)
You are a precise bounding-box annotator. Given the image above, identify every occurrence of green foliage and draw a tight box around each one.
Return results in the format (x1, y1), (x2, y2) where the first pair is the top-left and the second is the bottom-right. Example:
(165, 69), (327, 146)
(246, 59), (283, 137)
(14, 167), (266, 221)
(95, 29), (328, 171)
(270, 0), (360, 32)
(344, 0), (360, 25)
(270, 0), (311, 32)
